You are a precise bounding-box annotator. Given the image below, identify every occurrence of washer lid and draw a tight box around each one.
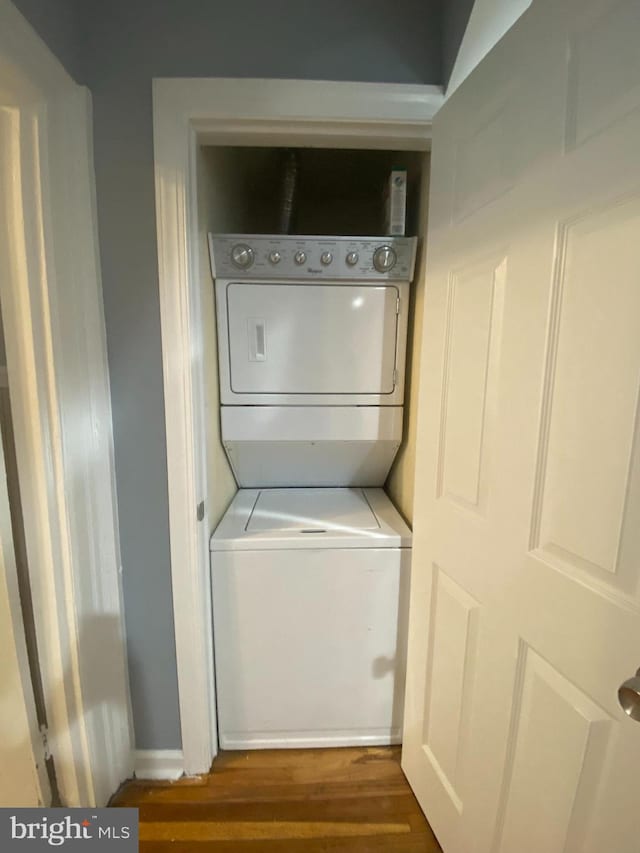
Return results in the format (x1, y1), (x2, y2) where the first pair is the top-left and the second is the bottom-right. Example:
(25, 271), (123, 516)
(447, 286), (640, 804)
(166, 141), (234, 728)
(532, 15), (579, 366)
(246, 488), (379, 533)
(211, 488), (411, 551)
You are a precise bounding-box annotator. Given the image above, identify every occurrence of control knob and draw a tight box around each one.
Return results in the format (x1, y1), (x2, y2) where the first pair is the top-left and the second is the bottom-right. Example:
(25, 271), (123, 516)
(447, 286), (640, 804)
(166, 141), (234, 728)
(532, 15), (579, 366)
(346, 251), (359, 266)
(320, 251), (333, 266)
(268, 250), (282, 264)
(231, 243), (254, 269)
(373, 245), (397, 273)
(294, 251), (307, 265)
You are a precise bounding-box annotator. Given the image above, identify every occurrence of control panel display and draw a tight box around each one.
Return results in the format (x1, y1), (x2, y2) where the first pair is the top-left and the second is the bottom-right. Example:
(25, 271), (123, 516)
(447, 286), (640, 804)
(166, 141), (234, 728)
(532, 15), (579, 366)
(209, 234), (418, 281)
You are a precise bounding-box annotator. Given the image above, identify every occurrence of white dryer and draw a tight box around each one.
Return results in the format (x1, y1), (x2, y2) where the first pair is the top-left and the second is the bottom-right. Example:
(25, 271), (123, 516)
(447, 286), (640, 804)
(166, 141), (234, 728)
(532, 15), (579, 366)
(208, 234), (417, 749)
(210, 487), (411, 749)
(210, 234), (417, 487)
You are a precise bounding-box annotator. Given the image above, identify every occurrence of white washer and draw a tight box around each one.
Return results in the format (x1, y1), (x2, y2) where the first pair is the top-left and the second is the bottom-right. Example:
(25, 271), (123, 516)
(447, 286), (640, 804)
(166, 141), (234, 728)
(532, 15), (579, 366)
(211, 487), (411, 750)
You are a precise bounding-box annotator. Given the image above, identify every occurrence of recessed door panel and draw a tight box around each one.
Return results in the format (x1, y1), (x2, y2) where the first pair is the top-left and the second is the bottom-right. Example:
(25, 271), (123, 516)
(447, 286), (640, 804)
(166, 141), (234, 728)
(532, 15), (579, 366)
(226, 283), (398, 395)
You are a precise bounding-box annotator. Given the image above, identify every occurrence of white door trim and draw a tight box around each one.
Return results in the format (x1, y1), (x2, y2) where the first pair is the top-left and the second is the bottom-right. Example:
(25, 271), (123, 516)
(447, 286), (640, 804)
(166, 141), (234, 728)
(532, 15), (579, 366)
(0, 434), (51, 805)
(152, 76), (443, 774)
(0, 0), (133, 805)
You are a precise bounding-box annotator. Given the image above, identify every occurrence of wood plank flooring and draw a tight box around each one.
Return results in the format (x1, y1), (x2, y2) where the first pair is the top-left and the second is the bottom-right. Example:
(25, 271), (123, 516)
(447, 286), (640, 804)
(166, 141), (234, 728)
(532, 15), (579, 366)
(111, 746), (442, 851)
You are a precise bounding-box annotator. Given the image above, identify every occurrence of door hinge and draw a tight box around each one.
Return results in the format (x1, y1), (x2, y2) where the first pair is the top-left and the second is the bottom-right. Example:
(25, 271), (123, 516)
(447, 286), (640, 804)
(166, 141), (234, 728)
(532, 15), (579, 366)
(396, 297), (401, 315)
(197, 500), (205, 522)
(40, 724), (51, 761)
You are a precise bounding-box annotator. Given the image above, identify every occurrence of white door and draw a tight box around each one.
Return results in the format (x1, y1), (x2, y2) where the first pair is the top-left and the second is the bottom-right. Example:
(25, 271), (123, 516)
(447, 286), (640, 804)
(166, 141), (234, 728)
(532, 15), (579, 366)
(403, 1), (640, 851)
(0, 429), (50, 807)
(0, 3), (133, 804)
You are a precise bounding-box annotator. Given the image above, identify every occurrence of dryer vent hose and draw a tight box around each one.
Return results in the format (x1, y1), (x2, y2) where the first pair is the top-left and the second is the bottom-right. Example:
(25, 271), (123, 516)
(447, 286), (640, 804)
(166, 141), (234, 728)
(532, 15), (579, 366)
(279, 149), (299, 234)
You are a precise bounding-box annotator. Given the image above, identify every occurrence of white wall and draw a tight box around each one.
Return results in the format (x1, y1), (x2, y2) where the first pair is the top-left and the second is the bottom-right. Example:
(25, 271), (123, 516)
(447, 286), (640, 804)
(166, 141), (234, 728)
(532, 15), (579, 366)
(446, 0), (532, 97)
(196, 148), (239, 532)
(386, 154), (431, 524)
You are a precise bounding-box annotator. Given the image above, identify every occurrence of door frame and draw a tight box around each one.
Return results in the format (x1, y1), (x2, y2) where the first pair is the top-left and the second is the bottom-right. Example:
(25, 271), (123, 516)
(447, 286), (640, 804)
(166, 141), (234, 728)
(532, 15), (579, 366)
(0, 0), (133, 805)
(0, 387), (50, 805)
(152, 76), (443, 774)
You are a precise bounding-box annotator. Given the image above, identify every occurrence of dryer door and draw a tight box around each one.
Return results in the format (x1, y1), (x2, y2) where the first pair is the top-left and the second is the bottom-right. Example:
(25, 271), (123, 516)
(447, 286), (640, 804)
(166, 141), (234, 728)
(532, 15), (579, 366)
(219, 281), (403, 403)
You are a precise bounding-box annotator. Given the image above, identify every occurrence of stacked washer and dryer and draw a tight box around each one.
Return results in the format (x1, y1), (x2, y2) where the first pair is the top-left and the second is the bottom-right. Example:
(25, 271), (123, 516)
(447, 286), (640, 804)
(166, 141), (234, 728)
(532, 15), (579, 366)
(209, 234), (417, 749)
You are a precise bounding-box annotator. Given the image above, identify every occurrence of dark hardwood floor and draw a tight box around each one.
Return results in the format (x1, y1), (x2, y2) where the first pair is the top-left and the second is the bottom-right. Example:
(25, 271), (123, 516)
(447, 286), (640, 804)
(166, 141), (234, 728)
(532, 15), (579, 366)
(111, 746), (442, 851)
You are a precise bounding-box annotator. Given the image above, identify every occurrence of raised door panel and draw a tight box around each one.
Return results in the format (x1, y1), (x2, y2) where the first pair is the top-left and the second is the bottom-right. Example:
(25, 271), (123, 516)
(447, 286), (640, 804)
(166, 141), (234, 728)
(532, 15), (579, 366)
(532, 196), (640, 597)
(421, 567), (480, 814)
(494, 647), (612, 853)
(566, 0), (640, 150)
(453, 84), (521, 224)
(438, 258), (506, 514)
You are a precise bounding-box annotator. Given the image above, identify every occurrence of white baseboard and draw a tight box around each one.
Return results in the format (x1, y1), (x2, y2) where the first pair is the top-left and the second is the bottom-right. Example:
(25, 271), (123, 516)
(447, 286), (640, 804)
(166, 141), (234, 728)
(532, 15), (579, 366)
(220, 730), (402, 750)
(134, 749), (184, 781)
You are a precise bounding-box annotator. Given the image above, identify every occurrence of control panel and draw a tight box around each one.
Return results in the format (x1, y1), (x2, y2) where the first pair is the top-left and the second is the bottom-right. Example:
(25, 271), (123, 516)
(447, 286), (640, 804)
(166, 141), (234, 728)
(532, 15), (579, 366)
(209, 234), (418, 281)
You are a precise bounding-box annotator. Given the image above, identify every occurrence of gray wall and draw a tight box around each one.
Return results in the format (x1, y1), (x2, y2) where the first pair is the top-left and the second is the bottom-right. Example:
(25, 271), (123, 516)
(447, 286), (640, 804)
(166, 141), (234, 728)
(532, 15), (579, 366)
(441, 0), (475, 87)
(81, 0), (444, 752)
(14, 0), (446, 750)
(11, 0), (82, 80)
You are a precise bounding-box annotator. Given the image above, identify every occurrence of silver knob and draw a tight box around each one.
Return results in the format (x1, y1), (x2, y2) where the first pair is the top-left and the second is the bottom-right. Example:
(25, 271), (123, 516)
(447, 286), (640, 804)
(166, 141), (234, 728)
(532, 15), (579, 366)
(231, 243), (254, 269)
(373, 245), (397, 273)
(346, 251), (359, 266)
(294, 251), (306, 265)
(618, 668), (640, 721)
(268, 250), (281, 264)
(320, 251), (333, 266)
